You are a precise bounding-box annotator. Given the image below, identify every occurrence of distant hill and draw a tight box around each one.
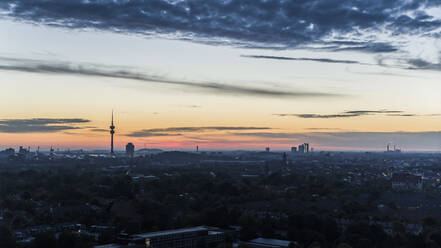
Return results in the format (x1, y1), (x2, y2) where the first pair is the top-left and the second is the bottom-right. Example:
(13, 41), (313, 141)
(153, 151), (201, 161)
(136, 148), (163, 153)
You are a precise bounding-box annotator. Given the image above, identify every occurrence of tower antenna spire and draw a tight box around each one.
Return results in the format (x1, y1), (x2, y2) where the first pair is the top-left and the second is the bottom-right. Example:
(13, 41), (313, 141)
(110, 110), (115, 156)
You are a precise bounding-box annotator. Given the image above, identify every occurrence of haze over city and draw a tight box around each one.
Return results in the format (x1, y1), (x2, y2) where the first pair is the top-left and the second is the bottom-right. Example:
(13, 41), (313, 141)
(1, 1), (441, 151)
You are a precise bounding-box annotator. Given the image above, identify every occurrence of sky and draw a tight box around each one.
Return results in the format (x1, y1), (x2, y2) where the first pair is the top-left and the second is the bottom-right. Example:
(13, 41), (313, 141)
(0, 0), (441, 151)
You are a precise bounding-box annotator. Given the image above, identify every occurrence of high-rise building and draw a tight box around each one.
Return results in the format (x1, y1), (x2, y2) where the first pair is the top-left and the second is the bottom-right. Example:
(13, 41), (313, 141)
(304, 143), (309, 153)
(126, 143), (135, 158)
(291, 147), (297, 152)
(265, 147), (270, 152)
(110, 111), (115, 155)
(298, 144), (304, 153)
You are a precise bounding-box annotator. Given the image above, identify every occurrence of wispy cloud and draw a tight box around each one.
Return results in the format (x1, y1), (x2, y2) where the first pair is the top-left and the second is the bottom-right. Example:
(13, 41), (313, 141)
(241, 55), (365, 65)
(345, 67), (422, 78)
(273, 110), (420, 119)
(0, 118), (90, 133)
(89, 128), (108, 132)
(127, 126), (271, 137)
(127, 132), (182, 138)
(0, 57), (341, 99)
(184, 105), (202, 108)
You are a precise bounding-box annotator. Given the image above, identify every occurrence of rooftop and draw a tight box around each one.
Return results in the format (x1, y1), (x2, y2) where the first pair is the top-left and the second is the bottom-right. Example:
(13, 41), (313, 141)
(132, 226), (209, 239)
(248, 238), (291, 247)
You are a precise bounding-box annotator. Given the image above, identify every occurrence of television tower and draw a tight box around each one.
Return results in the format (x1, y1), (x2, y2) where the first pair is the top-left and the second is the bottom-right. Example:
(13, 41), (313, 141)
(110, 110), (115, 155)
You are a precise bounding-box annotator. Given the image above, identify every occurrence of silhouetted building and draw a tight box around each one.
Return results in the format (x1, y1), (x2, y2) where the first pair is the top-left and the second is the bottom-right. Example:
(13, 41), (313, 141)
(265, 147), (270, 152)
(291, 147), (297, 152)
(126, 143), (135, 158)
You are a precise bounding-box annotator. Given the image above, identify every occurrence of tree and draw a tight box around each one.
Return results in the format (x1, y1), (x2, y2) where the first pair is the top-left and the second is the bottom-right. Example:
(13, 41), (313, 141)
(0, 225), (16, 248)
(58, 231), (77, 248)
(32, 232), (57, 248)
(392, 222), (405, 235)
(423, 216), (439, 230)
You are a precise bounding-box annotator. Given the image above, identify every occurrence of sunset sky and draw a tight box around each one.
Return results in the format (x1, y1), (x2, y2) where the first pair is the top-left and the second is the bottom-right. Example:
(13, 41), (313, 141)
(1, 1), (441, 151)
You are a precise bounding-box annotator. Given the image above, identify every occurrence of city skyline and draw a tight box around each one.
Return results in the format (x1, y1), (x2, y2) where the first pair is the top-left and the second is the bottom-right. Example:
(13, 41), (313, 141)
(1, 1), (441, 151)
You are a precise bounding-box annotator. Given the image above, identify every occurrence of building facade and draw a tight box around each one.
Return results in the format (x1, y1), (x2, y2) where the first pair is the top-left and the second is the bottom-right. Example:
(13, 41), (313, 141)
(119, 226), (225, 248)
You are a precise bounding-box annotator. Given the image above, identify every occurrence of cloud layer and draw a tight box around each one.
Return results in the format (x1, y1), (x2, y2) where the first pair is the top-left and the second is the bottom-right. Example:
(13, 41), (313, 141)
(233, 131), (441, 150)
(1, 0), (440, 52)
(242, 55), (365, 65)
(0, 118), (90, 133)
(273, 110), (423, 119)
(127, 126), (271, 137)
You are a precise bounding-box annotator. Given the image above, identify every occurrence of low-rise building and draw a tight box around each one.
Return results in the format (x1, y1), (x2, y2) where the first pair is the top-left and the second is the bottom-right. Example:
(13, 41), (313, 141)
(241, 238), (296, 248)
(119, 226), (226, 248)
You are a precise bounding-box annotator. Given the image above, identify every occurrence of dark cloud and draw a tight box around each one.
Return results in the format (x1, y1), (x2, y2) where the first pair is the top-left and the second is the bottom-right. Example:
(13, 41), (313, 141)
(274, 110), (411, 119)
(0, 57), (340, 98)
(90, 128), (108, 132)
(344, 110), (402, 115)
(286, 114), (358, 119)
(407, 58), (441, 71)
(127, 126), (271, 137)
(330, 42), (399, 53)
(1, 0), (440, 51)
(387, 114), (417, 117)
(374, 56), (441, 72)
(0, 118), (90, 133)
(241, 55), (364, 65)
(387, 113), (441, 117)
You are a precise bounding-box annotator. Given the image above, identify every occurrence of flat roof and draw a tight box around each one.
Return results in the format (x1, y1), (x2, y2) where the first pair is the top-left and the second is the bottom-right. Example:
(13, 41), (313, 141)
(249, 238), (291, 247)
(132, 226), (208, 239)
(93, 244), (121, 248)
